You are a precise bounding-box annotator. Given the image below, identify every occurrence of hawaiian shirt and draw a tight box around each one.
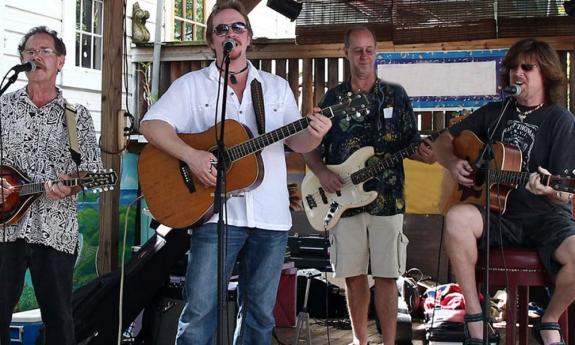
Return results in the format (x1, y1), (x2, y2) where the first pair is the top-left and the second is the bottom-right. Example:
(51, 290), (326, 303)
(319, 79), (421, 217)
(0, 87), (102, 254)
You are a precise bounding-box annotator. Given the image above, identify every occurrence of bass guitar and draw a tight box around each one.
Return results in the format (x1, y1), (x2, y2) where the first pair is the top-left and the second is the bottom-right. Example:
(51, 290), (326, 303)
(444, 130), (575, 214)
(138, 94), (370, 229)
(301, 131), (441, 231)
(0, 165), (118, 225)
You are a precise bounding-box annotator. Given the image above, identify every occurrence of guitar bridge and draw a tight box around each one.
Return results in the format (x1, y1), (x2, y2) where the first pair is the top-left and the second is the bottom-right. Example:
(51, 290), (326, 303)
(179, 160), (196, 193)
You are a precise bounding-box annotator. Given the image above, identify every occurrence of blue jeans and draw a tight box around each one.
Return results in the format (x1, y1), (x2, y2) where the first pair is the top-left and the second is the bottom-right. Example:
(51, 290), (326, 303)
(0, 240), (76, 345)
(176, 224), (288, 345)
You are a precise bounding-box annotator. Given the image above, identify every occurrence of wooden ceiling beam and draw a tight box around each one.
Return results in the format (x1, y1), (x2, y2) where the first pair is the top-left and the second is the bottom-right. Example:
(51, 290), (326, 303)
(131, 36), (575, 62)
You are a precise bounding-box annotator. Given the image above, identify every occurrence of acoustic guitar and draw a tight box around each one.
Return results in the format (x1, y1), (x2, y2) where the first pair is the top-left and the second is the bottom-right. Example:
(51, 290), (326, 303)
(0, 165), (118, 225)
(443, 130), (575, 214)
(138, 93), (370, 229)
(301, 131), (442, 231)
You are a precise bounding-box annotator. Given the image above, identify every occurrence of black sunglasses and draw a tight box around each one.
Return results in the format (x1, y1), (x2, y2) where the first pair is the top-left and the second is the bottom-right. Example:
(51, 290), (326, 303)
(510, 63), (536, 72)
(213, 22), (248, 36)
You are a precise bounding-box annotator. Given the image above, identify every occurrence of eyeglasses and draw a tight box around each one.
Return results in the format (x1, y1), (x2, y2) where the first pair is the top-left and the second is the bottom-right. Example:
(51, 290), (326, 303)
(21, 48), (57, 58)
(511, 63), (536, 72)
(213, 22), (248, 36)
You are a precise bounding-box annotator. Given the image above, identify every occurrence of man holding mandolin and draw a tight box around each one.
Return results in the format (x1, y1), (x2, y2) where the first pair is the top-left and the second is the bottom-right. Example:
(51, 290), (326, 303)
(139, 2), (331, 344)
(431, 38), (575, 345)
(0, 27), (102, 345)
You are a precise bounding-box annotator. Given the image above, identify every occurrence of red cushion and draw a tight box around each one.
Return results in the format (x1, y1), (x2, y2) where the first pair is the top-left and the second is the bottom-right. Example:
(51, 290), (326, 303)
(481, 247), (545, 271)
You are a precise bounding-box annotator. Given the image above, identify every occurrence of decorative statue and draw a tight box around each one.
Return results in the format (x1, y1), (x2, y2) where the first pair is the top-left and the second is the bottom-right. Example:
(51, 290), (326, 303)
(132, 2), (150, 43)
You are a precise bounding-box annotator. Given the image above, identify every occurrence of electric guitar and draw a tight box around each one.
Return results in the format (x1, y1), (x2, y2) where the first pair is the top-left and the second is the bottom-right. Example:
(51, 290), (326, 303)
(0, 165), (118, 225)
(138, 93), (370, 229)
(443, 130), (575, 214)
(301, 131), (441, 231)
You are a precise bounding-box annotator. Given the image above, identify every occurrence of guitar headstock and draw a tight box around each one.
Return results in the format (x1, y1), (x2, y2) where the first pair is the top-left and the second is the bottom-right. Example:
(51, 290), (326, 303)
(323, 93), (370, 121)
(81, 169), (118, 192)
(550, 170), (575, 194)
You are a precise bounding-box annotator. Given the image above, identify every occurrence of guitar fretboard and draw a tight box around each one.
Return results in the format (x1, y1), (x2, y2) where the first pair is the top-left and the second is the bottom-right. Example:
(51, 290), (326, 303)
(20, 179), (81, 196)
(228, 117), (311, 162)
(225, 103), (354, 162)
(350, 131), (441, 185)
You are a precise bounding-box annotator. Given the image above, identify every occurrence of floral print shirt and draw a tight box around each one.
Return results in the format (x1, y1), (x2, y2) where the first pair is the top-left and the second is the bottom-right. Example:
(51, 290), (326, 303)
(319, 79), (421, 217)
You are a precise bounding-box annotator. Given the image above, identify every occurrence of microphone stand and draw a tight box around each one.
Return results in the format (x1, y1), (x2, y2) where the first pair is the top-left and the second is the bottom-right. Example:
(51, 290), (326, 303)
(0, 70), (20, 97)
(474, 95), (513, 345)
(215, 51), (231, 345)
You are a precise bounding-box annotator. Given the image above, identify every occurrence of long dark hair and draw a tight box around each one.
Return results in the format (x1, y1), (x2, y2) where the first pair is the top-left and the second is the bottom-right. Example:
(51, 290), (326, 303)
(501, 38), (566, 105)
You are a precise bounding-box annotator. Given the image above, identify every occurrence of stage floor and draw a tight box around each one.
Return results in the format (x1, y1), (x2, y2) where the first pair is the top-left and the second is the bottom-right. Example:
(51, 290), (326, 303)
(272, 319), (540, 345)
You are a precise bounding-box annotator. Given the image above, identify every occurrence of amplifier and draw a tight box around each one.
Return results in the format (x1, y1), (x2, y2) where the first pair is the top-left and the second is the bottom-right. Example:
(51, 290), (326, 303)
(287, 235), (331, 271)
(143, 276), (237, 345)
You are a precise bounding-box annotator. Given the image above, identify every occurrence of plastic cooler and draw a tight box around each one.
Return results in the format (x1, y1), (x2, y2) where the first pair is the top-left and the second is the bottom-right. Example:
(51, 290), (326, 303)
(9, 308), (43, 345)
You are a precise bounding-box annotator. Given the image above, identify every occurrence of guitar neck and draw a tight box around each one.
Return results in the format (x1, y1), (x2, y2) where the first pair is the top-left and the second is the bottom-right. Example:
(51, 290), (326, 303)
(20, 178), (82, 196)
(490, 170), (552, 186)
(227, 108), (334, 162)
(350, 131), (441, 185)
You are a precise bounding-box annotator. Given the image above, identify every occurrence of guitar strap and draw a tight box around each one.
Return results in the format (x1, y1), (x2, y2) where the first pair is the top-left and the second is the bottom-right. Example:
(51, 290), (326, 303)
(64, 100), (82, 166)
(250, 79), (266, 135)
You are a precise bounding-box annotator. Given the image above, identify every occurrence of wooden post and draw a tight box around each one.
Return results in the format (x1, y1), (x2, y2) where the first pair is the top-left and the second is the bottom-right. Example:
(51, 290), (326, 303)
(313, 58), (325, 106)
(98, 0), (124, 273)
(570, 51), (574, 114)
(288, 59), (300, 104)
(302, 58), (313, 116)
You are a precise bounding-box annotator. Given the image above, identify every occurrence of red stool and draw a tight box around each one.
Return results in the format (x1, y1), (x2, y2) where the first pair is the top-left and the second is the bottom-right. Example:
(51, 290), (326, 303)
(476, 248), (569, 345)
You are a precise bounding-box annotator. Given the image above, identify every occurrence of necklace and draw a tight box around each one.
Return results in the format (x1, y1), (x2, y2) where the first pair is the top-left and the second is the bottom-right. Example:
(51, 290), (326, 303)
(516, 103), (543, 122)
(351, 78), (379, 94)
(217, 63), (248, 84)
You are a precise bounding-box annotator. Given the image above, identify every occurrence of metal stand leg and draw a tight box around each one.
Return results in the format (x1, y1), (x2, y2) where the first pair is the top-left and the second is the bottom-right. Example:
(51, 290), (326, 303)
(294, 272), (319, 345)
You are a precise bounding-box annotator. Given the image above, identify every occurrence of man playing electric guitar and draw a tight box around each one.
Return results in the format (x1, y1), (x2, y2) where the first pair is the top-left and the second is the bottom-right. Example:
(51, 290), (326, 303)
(431, 38), (575, 345)
(302, 26), (435, 345)
(139, 2), (331, 344)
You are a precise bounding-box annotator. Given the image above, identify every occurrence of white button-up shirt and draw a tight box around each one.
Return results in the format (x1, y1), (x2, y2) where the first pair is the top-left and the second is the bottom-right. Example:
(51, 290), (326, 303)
(142, 61), (301, 230)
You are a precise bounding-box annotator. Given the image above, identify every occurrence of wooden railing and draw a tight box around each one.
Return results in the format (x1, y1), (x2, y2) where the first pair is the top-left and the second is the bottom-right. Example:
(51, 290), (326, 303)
(131, 37), (575, 132)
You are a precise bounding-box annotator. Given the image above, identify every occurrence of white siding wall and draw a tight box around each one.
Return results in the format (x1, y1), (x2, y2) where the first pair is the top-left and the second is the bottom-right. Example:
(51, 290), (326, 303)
(0, 0), (295, 136)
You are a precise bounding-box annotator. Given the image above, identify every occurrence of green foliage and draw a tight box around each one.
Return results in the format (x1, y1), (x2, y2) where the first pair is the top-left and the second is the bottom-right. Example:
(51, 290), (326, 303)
(15, 199), (138, 312)
(14, 284), (38, 312)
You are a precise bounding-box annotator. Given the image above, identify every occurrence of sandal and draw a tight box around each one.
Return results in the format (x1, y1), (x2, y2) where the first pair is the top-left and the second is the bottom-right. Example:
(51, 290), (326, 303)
(464, 313), (499, 345)
(532, 321), (565, 345)
(464, 313), (486, 345)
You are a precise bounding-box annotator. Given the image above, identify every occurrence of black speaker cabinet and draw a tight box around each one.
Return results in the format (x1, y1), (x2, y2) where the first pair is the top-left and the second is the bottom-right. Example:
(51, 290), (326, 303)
(144, 279), (237, 345)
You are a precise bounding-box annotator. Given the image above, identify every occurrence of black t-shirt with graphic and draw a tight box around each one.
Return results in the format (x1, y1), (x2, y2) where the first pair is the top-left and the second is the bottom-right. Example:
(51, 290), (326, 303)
(449, 100), (575, 218)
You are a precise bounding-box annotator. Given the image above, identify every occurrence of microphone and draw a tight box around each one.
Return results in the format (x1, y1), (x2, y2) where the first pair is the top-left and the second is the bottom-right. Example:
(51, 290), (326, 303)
(223, 38), (236, 55)
(502, 84), (522, 96)
(11, 61), (37, 73)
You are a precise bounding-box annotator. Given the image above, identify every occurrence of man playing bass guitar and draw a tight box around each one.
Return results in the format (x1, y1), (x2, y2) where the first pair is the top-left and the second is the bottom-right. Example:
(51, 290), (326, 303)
(303, 26), (435, 345)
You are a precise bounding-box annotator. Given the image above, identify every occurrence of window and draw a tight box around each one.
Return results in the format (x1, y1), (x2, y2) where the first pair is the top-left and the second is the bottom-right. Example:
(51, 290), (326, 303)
(75, 0), (103, 70)
(174, 0), (206, 41)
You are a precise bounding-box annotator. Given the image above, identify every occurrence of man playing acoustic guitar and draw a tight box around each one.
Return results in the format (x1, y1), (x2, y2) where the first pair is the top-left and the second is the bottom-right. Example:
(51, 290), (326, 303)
(303, 26), (435, 345)
(431, 38), (575, 345)
(0, 27), (103, 345)
(139, 2), (331, 344)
